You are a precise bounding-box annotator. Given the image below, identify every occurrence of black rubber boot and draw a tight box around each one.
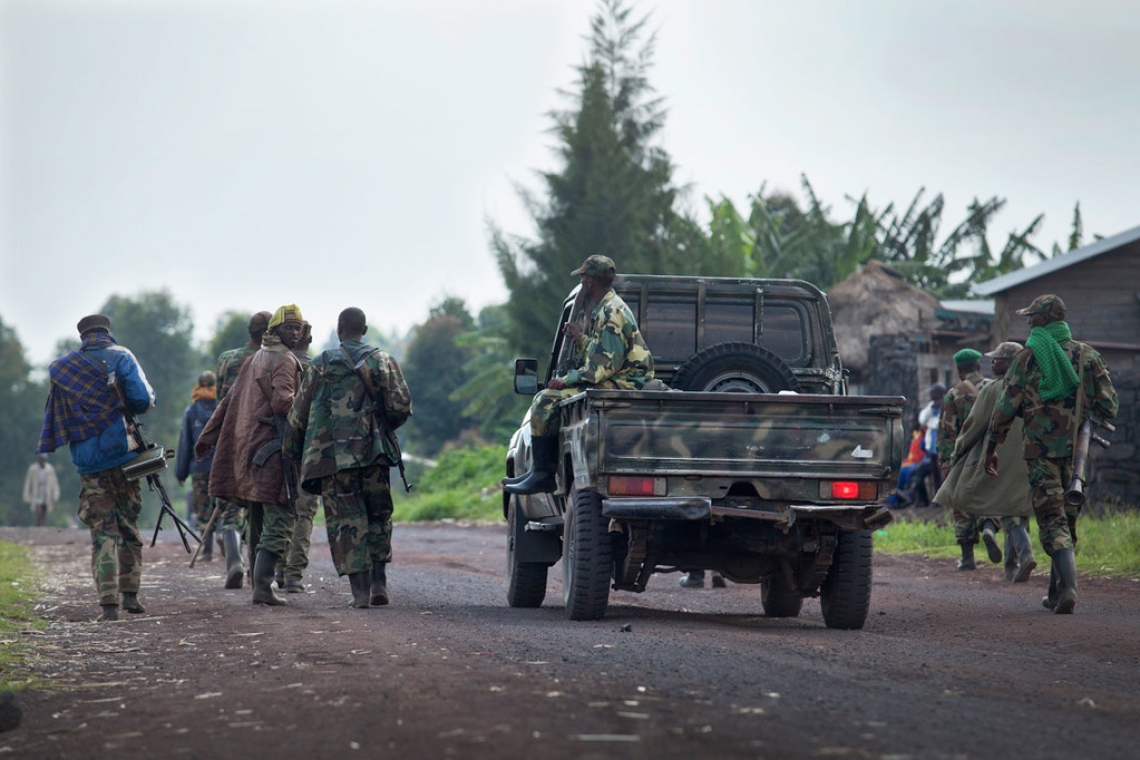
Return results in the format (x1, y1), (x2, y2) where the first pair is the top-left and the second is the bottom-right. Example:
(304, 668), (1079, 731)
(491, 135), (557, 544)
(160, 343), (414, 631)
(1042, 561), (1059, 610)
(274, 571), (285, 590)
(1052, 548), (1078, 614)
(1003, 533), (1018, 582)
(370, 561), (389, 606)
(223, 530), (244, 589)
(679, 570), (705, 588)
(956, 542), (976, 571)
(981, 519), (1002, 564)
(98, 604), (119, 622)
(1009, 525), (1038, 584)
(348, 572), (372, 608)
(200, 526), (214, 562)
(252, 549), (287, 606)
(503, 436), (558, 495)
(120, 592), (145, 614)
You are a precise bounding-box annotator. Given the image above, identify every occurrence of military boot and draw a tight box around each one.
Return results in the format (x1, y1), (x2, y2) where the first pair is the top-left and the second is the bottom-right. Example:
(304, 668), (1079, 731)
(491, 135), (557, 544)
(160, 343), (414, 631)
(370, 561), (389, 606)
(1042, 562), (1059, 610)
(120, 592), (146, 614)
(1003, 533), (1018, 582)
(348, 572), (372, 608)
(223, 529), (244, 589)
(98, 604), (119, 622)
(1008, 524), (1038, 583)
(981, 519), (1002, 564)
(1052, 548), (1078, 615)
(956, 542), (976, 571)
(252, 549), (287, 606)
(503, 436), (558, 495)
(200, 526), (214, 562)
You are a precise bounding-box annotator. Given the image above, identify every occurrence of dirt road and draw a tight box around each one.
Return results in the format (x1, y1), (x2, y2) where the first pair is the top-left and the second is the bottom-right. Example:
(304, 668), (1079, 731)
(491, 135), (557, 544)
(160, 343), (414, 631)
(2, 523), (1138, 759)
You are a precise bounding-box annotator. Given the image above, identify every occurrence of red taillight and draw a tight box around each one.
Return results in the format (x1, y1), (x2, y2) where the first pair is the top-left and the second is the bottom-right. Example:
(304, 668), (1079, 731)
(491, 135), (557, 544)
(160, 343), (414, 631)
(831, 481), (860, 499)
(608, 476), (661, 496)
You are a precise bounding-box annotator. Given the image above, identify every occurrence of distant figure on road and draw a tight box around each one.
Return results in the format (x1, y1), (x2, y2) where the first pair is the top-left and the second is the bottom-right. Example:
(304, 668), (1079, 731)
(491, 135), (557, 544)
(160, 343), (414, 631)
(176, 371), (218, 561)
(23, 453), (61, 527)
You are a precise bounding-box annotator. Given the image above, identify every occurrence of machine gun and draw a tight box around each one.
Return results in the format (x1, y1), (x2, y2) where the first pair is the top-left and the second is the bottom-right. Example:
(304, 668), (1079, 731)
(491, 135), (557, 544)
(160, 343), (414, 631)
(113, 381), (201, 552)
(1065, 416), (1115, 509)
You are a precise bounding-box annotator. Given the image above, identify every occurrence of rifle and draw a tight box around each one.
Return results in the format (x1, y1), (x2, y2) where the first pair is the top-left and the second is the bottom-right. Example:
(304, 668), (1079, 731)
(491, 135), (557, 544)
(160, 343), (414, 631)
(344, 347), (413, 492)
(253, 414), (299, 511)
(1065, 416), (1115, 508)
(114, 384), (201, 553)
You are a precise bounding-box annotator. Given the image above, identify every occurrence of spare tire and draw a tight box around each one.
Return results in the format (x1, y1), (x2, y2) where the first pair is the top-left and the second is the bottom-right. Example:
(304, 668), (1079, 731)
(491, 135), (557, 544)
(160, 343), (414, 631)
(671, 342), (800, 393)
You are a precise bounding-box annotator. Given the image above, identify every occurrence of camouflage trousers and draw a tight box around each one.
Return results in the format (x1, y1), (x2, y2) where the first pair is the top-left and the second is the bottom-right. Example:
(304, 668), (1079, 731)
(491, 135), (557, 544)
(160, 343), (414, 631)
(77, 467), (143, 605)
(319, 464), (393, 576)
(246, 502), (295, 561)
(215, 498), (248, 533)
(277, 492), (319, 581)
(190, 472), (215, 530)
(954, 510), (1029, 543)
(530, 380), (622, 436)
(1026, 457), (1077, 555)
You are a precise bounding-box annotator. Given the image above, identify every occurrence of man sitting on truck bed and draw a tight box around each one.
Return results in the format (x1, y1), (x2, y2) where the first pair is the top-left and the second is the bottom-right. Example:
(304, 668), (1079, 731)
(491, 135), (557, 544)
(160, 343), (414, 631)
(504, 255), (654, 496)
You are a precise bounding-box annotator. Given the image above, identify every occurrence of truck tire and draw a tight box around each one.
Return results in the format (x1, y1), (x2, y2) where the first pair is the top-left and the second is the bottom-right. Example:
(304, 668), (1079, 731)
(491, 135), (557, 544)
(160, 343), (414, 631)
(671, 342), (800, 393)
(506, 495), (548, 608)
(761, 573), (804, 618)
(562, 487), (612, 621)
(820, 529), (873, 630)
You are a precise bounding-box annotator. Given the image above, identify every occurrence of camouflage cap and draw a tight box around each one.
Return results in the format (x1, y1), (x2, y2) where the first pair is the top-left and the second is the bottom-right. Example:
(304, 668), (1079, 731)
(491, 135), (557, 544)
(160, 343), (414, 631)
(571, 254), (616, 278)
(268, 304), (303, 330)
(1015, 293), (1066, 320)
(953, 348), (983, 366)
(984, 341), (1024, 360)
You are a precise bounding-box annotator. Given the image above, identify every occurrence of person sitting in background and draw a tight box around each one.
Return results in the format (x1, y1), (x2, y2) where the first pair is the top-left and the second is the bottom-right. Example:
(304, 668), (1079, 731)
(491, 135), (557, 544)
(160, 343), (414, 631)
(908, 383), (945, 508)
(884, 414), (923, 508)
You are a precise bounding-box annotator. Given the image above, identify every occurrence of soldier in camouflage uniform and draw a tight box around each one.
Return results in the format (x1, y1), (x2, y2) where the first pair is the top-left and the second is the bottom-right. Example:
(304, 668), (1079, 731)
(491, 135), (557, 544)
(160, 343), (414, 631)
(37, 314), (157, 621)
(286, 307), (413, 608)
(505, 255), (654, 495)
(277, 320), (320, 593)
(938, 349), (1001, 570)
(211, 311), (270, 589)
(986, 294), (1118, 615)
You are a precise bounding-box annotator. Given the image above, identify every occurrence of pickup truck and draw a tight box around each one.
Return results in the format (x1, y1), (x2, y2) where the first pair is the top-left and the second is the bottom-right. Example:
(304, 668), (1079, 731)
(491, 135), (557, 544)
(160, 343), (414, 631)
(504, 275), (903, 629)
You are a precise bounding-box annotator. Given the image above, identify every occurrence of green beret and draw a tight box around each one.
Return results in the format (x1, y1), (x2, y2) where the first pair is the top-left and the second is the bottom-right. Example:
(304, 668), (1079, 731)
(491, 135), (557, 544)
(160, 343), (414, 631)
(953, 348), (983, 366)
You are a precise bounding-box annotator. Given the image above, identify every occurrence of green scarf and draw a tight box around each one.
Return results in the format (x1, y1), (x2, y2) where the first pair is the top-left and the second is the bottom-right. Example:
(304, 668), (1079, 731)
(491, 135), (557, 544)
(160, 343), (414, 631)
(1026, 321), (1079, 401)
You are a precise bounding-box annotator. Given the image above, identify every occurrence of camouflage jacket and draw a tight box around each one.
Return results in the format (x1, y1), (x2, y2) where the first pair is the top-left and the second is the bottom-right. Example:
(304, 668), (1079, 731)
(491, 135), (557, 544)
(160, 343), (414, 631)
(215, 341), (259, 403)
(561, 289), (654, 389)
(937, 370), (988, 464)
(987, 339), (1118, 460)
(285, 340), (412, 487)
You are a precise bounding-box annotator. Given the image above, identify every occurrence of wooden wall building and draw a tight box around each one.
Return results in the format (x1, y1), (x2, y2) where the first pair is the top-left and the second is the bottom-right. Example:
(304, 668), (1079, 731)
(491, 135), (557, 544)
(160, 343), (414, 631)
(974, 224), (1140, 506)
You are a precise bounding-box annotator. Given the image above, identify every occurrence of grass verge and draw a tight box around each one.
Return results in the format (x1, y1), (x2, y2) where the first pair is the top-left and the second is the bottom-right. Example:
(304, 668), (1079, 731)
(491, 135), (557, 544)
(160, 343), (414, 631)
(0, 541), (46, 691)
(876, 506), (1140, 577)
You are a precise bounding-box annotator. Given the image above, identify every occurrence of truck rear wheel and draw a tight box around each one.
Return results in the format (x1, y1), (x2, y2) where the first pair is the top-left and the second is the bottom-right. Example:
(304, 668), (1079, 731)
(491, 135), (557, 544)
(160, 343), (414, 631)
(761, 573), (804, 618)
(506, 495), (548, 608)
(562, 487), (612, 621)
(671, 342), (800, 393)
(820, 529), (873, 630)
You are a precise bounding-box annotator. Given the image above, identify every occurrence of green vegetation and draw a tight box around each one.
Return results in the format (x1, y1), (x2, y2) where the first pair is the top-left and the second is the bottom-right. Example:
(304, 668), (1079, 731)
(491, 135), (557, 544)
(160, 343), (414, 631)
(876, 507), (1140, 577)
(0, 541), (45, 690)
(392, 445), (507, 523)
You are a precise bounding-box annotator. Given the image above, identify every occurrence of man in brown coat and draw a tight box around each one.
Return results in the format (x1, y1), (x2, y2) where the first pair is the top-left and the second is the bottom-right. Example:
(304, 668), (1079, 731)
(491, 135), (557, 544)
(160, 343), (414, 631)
(197, 305), (305, 606)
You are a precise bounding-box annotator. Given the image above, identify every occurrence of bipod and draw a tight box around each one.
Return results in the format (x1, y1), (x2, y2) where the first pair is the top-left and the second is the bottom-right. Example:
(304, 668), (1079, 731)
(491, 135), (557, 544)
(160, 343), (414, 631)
(147, 472), (201, 553)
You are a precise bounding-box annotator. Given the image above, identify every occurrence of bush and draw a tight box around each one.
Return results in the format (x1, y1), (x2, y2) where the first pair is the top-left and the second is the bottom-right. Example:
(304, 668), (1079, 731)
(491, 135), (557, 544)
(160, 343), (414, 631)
(392, 444), (507, 523)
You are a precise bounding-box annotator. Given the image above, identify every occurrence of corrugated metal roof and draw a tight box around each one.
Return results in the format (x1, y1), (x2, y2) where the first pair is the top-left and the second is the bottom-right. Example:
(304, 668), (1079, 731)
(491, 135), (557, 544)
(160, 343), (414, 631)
(972, 223), (1140, 296)
(939, 299), (995, 315)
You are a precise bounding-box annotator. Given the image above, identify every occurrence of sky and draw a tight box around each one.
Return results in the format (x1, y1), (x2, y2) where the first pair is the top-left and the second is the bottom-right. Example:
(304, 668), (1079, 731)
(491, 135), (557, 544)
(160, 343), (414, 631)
(2, 0), (1138, 369)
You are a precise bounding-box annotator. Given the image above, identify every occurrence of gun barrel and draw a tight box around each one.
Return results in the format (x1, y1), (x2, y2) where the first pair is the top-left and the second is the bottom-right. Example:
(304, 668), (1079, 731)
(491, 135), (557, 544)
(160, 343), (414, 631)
(1064, 478), (1085, 508)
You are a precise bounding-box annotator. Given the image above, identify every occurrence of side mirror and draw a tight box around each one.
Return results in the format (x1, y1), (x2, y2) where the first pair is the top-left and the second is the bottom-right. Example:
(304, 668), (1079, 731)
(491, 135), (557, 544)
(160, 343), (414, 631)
(513, 358), (540, 395)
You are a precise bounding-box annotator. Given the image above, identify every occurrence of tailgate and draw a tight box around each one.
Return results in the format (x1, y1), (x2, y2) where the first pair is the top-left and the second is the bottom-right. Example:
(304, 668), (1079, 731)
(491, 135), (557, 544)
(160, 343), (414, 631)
(586, 389), (904, 480)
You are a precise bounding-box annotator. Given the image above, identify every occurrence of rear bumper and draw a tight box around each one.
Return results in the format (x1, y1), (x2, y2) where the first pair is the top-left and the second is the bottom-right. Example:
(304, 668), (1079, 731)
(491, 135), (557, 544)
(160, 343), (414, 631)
(601, 497), (892, 530)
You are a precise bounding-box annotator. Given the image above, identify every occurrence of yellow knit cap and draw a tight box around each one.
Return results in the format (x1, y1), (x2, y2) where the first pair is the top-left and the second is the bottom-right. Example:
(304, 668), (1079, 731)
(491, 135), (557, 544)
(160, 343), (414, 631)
(268, 304), (304, 330)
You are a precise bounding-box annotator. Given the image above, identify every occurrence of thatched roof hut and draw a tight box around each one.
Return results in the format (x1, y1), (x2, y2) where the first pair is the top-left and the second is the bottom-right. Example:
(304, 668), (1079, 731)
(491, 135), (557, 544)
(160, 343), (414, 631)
(826, 260), (939, 375)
